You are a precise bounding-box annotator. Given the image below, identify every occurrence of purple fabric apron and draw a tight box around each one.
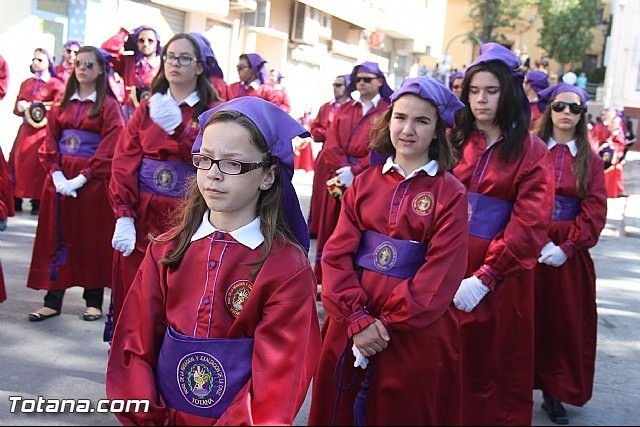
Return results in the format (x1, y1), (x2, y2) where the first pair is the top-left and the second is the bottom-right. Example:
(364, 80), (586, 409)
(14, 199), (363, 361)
(468, 192), (513, 240)
(59, 129), (100, 158)
(354, 230), (428, 279)
(156, 325), (254, 419)
(138, 158), (194, 198)
(552, 195), (580, 221)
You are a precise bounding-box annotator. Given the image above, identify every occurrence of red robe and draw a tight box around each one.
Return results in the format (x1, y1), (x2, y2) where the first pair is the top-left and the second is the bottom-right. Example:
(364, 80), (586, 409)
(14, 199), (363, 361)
(27, 96), (125, 291)
(593, 121), (626, 197)
(106, 226), (321, 425)
(308, 164), (468, 425)
(534, 146), (606, 406)
(0, 54), (8, 101)
(9, 77), (65, 198)
(529, 101), (543, 131)
(54, 63), (74, 83)
(452, 130), (554, 426)
(0, 146), (13, 303)
(268, 84), (291, 112)
(109, 97), (219, 325)
(314, 99), (390, 283)
(294, 113), (314, 172)
(227, 81), (275, 104)
(210, 75), (229, 101)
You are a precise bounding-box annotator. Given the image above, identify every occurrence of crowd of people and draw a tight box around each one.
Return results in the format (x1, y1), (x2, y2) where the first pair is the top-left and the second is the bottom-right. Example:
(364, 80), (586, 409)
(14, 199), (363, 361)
(0, 28), (633, 426)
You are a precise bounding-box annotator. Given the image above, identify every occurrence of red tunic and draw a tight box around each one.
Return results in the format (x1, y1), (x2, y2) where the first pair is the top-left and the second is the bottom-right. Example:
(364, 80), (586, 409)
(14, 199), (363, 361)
(0, 146), (12, 303)
(9, 77), (65, 198)
(294, 114), (314, 172)
(109, 97), (218, 324)
(314, 99), (390, 283)
(452, 130), (554, 426)
(0, 54), (8, 101)
(227, 81), (276, 104)
(529, 101), (543, 131)
(268, 84), (291, 112)
(106, 229), (321, 425)
(210, 75), (229, 101)
(27, 96), (125, 291)
(308, 164), (468, 425)
(593, 122), (626, 197)
(534, 146), (606, 406)
(54, 63), (74, 83)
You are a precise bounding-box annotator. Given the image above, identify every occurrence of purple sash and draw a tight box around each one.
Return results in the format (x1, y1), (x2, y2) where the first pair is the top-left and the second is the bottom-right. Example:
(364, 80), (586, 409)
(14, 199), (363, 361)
(553, 195), (580, 221)
(139, 158), (194, 198)
(156, 325), (254, 419)
(59, 129), (100, 158)
(468, 192), (513, 240)
(354, 230), (427, 279)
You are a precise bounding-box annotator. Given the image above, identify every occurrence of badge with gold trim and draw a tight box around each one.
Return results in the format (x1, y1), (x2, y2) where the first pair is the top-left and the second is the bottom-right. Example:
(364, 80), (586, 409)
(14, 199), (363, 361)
(225, 280), (253, 317)
(373, 241), (397, 271)
(412, 192), (435, 216)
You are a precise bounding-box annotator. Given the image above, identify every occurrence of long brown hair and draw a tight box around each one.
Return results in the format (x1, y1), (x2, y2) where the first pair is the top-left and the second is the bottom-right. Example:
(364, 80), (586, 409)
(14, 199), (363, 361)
(535, 101), (591, 197)
(59, 46), (108, 118)
(369, 100), (455, 172)
(154, 110), (303, 278)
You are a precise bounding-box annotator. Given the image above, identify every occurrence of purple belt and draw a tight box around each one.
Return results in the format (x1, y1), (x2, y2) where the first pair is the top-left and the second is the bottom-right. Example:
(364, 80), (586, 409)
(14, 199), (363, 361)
(138, 158), (194, 198)
(156, 325), (254, 419)
(553, 195), (580, 221)
(354, 230), (427, 279)
(468, 192), (513, 240)
(59, 129), (100, 158)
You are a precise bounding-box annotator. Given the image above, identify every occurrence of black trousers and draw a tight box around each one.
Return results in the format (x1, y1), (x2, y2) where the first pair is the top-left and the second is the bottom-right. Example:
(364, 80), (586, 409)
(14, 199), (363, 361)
(43, 288), (104, 312)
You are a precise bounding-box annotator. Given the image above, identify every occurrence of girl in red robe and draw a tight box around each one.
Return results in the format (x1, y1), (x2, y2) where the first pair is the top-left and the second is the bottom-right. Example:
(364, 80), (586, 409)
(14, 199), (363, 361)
(108, 33), (223, 338)
(450, 43), (554, 425)
(533, 83), (607, 424)
(26, 46), (125, 321)
(308, 77), (468, 425)
(106, 97), (321, 425)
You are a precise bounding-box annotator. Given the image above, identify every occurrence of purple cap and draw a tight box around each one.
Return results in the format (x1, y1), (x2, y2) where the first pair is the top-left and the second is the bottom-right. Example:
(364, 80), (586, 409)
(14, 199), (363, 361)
(390, 77), (464, 128)
(125, 26), (162, 59)
(341, 73), (351, 89)
(525, 70), (549, 94)
(470, 42), (522, 71)
(347, 61), (393, 101)
(537, 83), (590, 112)
(63, 39), (83, 50)
(189, 33), (223, 79)
(245, 53), (270, 84)
(192, 97), (311, 252)
(448, 71), (464, 90)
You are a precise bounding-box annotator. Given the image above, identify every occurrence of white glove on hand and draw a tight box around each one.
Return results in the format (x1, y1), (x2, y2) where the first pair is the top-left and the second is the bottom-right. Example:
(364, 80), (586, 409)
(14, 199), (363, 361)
(51, 171), (69, 193)
(453, 276), (490, 313)
(58, 174), (87, 198)
(112, 217), (136, 257)
(352, 344), (369, 370)
(538, 245), (568, 267)
(17, 100), (29, 113)
(336, 166), (354, 188)
(149, 93), (182, 135)
(539, 241), (556, 258)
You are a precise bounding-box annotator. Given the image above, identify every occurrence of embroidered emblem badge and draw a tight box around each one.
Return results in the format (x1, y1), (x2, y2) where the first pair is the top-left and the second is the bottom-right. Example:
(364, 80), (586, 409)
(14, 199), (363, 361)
(225, 280), (253, 317)
(373, 241), (397, 271)
(153, 164), (178, 193)
(177, 352), (226, 408)
(412, 192), (435, 216)
(65, 134), (80, 153)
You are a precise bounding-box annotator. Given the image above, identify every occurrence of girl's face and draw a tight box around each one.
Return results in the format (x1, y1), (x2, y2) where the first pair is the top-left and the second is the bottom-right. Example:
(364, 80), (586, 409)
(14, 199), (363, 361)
(74, 51), (101, 85)
(551, 91), (582, 134)
(197, 121), (275, 229)
(389, 94), (438, 171)
(468, 71), (501, 125)
(164, 38), (203, 86)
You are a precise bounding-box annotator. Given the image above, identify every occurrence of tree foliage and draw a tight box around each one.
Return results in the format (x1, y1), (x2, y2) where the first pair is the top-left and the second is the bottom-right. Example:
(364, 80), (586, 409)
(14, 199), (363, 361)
(469, 0), (534, 43)
(538, 0), (600, 70)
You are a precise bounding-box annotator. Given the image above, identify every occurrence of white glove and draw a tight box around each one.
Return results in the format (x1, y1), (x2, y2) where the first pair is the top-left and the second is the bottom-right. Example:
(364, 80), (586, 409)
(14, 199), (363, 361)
(148, 92), (182, 135)
(539, 241), (556, 258)
(538, 245), (568, 267)
(453, 276), (490, 312)
(17, 100), (29, 113)
(51, 171), (69, 192)
(352, 344), (369, 370)
(112, 217), (136, 257)
(336, 166), (354, 187)
(58, 174), (87, 198)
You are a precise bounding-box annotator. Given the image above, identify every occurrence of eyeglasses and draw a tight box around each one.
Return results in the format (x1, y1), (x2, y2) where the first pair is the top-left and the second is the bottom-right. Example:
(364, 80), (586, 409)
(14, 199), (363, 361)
(32, 57), (44, 63)
(192, 154), (271, 175)
(74, 60), (94, 69)
(65, 49), (78, 54)
(163, 54), (197, 67)
(236, 64), (250, 71)
(332, 83), (345, 88)
(551, 101), (584, 115)
(138, 38), (156, 44)
(355, 76), (377, 84)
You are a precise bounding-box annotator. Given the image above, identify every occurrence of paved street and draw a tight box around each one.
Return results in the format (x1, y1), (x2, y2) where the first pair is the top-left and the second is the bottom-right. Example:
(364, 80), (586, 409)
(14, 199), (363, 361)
(0, 155), (639, 425)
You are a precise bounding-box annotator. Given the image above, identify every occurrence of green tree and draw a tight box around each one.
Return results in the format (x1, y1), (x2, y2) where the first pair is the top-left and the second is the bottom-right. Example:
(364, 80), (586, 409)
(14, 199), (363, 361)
(538, 0), (600, 75)
(469, 0), (534, 42)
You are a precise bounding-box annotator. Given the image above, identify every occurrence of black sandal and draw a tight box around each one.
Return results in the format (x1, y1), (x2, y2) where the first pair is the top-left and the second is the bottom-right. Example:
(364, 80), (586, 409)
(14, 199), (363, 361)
(82, 308), (102, 321)
(28, 309), (61, 322)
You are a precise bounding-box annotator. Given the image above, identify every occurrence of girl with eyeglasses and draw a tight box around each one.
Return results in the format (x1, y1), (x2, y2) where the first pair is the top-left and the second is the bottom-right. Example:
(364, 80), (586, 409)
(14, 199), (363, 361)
(26, 46), (125, 323)
(108, 33), (223, 339)
(106, 97), (321, 425)
(449, 43), (554, 425)
(9, 48), (65, 216)
(532, 83), (606, 425)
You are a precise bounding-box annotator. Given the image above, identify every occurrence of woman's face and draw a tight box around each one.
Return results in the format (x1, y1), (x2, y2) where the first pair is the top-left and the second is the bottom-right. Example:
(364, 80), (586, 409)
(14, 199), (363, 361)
(74, 51), (101, 85)
(551, 91), (582, 134)
(163, 38), (203, 87)
(468, 71), (501, 125)
(389, 94), (438, 171)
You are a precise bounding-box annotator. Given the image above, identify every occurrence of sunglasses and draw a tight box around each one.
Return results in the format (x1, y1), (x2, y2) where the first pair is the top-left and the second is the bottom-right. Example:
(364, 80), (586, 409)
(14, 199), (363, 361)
(32, 57), (44, 63)
(332, 83), (345, 88)
(137, 38), (156, 44)
(236, 64), (250, 71)
(355, 76), (377, 84)
(74, 60), (95, 69)
(551, 101), (584, 115)
(65, 49), (78, 54)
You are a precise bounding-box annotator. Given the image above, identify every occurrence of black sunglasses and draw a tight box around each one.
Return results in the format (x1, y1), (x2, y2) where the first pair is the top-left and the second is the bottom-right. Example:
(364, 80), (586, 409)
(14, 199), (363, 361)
(332, 83), (344, 88)
(32, 57), (44, 63)
(74, 60), (95, 69)
(551, 101), (584, 115)
(65, 49), (78, 54)
(355, 76), (377, 84)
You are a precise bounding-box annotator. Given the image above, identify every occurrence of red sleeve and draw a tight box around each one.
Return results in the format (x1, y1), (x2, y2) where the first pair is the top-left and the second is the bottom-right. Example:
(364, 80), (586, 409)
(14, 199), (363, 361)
(321, 107), (351, 170)
(39, 103), (63, 173)
(13, 80), (29, 117)
(211, 76), (229, 101)
(101, 28), (129, 75)
(310, 103), (330, 142)
(278, 89), (291, 113)
(0, 56), (8, 101)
